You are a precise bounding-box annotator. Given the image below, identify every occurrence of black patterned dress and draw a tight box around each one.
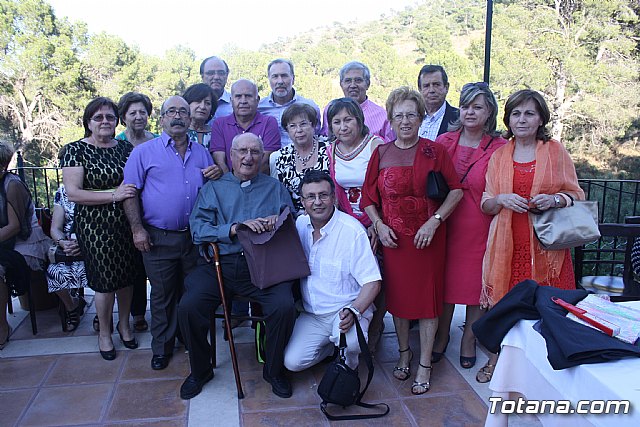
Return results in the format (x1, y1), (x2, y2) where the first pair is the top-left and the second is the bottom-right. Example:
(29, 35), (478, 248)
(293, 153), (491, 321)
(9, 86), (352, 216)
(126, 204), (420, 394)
(272, 138), (329, 214)
(59, 139), (145, 293)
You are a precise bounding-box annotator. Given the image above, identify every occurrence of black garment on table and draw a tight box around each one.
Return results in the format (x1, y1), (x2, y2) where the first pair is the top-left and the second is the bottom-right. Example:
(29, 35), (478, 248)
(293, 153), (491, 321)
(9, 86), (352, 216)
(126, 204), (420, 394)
(472, 279), (640, 370)
(0, 248), (30, 296)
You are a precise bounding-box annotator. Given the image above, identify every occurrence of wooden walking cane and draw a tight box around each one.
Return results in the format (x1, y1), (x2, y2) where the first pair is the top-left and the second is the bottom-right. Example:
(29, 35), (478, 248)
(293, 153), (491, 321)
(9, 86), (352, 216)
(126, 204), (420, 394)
(208, 242), (245, 399)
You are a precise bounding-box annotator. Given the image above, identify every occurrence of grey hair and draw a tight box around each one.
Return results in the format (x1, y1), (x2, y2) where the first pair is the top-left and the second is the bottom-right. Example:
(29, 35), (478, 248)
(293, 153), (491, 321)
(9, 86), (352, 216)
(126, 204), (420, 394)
(231, 133), (264, 151)
(339, 61), (371, 85)
(448, 83), (499, 134)
(267, 58), (295, 78)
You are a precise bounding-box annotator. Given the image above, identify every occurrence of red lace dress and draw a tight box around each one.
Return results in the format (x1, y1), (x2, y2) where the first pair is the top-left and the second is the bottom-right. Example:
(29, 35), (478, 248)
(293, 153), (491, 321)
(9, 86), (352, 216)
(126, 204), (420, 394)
(370, 145), (446, 319)
(510, 160), (575, 290)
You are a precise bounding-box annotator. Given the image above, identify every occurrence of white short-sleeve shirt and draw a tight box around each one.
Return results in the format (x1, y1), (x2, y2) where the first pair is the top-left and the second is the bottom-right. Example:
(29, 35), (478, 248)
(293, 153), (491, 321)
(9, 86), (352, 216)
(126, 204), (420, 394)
(296, 208), (381, 315)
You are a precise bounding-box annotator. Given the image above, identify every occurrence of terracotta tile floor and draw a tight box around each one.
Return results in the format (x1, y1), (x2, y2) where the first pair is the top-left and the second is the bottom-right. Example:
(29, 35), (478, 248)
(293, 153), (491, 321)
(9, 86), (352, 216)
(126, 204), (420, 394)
(1, 294), (499, 427)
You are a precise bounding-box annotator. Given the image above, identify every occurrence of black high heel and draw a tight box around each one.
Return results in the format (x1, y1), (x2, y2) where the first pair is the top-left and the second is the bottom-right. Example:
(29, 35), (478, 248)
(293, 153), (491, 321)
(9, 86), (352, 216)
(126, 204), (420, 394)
(65, 297), (87, 332)
(116, 322), (138, 349)
(431, 336), (450, 363)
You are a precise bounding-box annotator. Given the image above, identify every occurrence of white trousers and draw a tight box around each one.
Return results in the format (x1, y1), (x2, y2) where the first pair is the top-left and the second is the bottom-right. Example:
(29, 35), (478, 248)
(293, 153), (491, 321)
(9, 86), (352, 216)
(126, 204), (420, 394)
(284, 307), (372, 371)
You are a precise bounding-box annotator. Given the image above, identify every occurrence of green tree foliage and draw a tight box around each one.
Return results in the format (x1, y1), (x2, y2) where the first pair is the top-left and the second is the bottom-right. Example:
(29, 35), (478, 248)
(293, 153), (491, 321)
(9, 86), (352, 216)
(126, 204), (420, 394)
(0, 0), (638, 178)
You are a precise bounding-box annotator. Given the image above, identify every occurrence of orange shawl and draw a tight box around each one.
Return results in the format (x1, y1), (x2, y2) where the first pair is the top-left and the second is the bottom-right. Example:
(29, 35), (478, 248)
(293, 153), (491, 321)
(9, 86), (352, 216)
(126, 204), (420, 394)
(480, 139), (584, 307)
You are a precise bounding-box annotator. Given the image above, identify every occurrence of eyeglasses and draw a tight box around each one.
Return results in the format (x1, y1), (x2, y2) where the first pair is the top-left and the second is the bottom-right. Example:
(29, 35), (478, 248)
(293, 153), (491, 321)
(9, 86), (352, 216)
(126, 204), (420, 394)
(301, 193), (332, 203)
(462, 82), (490, 91)
(391, 112), (419, 122)
(204, 70), (227, 76)
(162, 108), (190, 117)
(342, 77), (366, 85)
(90, 114), (117, 122)
(231, 148), (262, 157)
(286, 121), (312, 132)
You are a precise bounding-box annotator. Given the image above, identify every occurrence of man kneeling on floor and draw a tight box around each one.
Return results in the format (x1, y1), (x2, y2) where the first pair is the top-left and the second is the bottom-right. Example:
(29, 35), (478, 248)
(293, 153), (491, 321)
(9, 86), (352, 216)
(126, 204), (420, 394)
(284, 170), (381, 372)
(177, 133), (297, 399)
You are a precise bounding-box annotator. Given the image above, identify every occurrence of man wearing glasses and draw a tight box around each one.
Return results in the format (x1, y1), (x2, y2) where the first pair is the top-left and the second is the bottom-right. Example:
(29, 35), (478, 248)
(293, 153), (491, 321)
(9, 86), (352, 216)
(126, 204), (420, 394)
(200, 56), (232, 120)
(210, 79), (281, 174)
(179, 133), (297, 399)
(417, 64), (459, 140)
(320, 61), (395, 142)
(123, 96), (218, 371)
(284, 170), (381, 372)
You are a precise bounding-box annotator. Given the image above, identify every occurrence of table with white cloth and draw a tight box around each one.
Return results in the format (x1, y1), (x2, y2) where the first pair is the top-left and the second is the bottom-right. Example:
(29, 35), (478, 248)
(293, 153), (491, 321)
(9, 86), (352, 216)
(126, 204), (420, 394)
(484, 302), (640, 427)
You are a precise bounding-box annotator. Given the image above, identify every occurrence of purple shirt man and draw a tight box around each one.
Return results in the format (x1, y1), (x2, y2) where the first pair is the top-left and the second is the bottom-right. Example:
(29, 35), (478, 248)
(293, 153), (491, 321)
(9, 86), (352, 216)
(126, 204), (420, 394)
(123, 95), (218, 371)
(210, 79), (280, 173)
(124, 132), (213, 230)
(210, 111), (280, 171)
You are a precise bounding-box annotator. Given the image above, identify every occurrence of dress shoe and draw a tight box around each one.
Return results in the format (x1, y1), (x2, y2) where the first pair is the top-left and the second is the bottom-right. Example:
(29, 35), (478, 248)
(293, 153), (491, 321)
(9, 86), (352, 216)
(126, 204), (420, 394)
(151, 354), (172, 370)
(263, 365), (292, 398)
(116, 322), (138, 349)
(180, 370), (214, 399)
(100, 347), (117, 361)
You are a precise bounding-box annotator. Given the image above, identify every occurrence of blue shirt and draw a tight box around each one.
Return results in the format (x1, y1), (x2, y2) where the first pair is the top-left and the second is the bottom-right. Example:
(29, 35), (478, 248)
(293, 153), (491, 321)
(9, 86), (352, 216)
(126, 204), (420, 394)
(212, 90), (233, 121)
(123, 132), (213, 231)
(190, 172), (294, 255)
(258, 89), (321, 146)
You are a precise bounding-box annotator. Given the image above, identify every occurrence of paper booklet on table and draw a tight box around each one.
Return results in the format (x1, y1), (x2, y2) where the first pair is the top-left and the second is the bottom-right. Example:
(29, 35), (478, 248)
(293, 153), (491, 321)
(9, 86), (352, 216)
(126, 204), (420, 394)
(566, 295), (640, 345)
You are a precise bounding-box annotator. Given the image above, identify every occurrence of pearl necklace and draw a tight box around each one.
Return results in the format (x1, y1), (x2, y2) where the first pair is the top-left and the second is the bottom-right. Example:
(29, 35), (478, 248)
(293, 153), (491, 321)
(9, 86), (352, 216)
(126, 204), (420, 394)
(295, 139), (317, 167)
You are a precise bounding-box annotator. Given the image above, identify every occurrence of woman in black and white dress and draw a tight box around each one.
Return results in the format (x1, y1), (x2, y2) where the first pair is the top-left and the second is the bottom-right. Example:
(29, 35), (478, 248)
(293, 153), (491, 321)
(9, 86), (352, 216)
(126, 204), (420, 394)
(270, 103), (329, 214)
(46, 185), (87, 331)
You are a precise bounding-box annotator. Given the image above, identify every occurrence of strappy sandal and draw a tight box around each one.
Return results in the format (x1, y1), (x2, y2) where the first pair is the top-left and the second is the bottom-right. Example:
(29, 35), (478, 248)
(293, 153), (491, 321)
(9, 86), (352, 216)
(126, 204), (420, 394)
(476, 363), (495, 383)
(411, 363), (432, 395)
(65, 297), (87, 332)
(393, 347), (413, 381)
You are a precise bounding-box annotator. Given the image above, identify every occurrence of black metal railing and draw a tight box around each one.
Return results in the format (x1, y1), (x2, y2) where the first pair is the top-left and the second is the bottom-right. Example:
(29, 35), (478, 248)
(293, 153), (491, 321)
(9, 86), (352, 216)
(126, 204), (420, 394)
(578, 179), (640, 224)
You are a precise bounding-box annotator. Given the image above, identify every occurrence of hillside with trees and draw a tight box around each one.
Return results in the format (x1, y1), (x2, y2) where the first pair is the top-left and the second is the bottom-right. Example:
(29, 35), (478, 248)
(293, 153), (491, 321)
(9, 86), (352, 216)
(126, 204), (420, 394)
(1, 0), (638, 178)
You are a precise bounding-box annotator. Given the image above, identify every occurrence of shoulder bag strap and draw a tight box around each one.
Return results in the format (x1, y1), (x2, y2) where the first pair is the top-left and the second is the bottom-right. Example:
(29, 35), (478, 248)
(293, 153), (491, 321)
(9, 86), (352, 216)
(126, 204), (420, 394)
(320, 310), (390, 420)
(459, 137), (494, 183)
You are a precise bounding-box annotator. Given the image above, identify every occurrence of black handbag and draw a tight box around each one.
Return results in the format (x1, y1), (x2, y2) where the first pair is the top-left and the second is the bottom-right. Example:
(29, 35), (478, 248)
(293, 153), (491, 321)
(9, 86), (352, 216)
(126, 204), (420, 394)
(317, 309), (390, 421)
(426, 170), (450, 200)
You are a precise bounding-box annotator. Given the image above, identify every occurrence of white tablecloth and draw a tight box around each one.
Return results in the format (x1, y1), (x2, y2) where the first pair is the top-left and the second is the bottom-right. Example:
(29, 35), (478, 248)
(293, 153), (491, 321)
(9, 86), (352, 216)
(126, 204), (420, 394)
(485, 302), (640, 427)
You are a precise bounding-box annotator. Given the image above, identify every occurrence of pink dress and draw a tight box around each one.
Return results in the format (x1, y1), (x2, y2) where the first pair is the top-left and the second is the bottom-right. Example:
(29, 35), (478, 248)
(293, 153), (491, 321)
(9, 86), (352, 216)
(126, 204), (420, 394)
(437, 132), (507, 305)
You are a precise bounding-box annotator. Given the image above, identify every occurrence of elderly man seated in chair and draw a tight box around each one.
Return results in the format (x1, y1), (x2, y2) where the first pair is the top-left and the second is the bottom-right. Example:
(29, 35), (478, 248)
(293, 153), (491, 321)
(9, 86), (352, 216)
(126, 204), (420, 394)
(177, 133), (297, 400)
(284, 170), (381, 372)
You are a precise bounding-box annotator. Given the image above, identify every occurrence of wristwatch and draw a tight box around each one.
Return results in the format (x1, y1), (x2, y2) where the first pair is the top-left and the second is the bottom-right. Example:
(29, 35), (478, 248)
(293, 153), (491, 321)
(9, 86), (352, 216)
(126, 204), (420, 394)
(346, 305), (362, 321)
(433, 213), (443, 223)
(553, 195), (561, 207)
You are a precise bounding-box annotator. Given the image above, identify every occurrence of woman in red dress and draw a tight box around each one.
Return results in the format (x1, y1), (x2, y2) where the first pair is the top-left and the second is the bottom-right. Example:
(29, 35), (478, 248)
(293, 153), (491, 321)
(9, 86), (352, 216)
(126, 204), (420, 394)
(433, 82), (507, 369)
(361, 87), (463, 395)
(476, 89), (584, 382)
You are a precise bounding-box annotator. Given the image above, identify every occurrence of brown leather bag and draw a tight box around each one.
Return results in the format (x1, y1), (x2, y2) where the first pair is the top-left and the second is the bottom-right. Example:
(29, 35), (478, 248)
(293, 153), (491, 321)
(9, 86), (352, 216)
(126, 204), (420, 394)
(236, 206), (310, 289)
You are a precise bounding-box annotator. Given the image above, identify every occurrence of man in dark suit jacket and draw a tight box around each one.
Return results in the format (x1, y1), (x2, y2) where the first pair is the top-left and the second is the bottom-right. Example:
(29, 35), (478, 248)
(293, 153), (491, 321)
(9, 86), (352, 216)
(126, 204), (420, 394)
(417, 65), (459, 140)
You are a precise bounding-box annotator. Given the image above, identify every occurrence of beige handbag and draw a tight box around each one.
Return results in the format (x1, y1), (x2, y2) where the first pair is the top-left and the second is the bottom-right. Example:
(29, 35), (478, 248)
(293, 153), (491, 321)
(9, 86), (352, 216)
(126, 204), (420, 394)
(531, 200), (600, 250)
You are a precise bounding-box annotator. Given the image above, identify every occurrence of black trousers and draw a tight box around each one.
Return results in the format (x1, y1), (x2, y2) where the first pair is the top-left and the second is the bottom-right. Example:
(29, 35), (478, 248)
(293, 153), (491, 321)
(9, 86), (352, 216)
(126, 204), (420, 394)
(178, 253), (296, 379)
(143, 226), (198, 356)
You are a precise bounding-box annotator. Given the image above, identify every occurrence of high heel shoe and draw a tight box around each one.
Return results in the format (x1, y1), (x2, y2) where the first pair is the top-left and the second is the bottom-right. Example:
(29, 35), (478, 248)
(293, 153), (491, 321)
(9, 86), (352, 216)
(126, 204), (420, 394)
(116, 322), (138, 349)
(64, 297), (87, 332)
(459, 338), (477, 368)
(431, 336), (450, 363)
(411, 363), (432, 395)
(393, 347), (413, 381)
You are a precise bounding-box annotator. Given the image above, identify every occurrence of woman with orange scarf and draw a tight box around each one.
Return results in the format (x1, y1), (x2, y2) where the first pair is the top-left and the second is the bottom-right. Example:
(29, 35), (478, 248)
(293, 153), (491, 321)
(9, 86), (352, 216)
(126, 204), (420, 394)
(476, 89), (584, 383)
